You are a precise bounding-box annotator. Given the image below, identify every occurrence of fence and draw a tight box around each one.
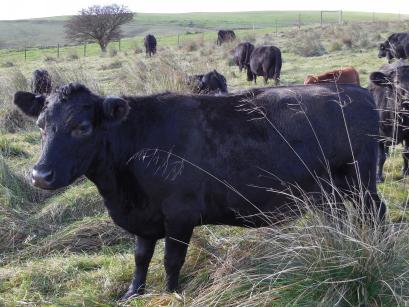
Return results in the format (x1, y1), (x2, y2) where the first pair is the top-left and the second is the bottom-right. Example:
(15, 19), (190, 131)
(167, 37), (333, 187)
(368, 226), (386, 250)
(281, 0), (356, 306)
(0, 10), (407, 63)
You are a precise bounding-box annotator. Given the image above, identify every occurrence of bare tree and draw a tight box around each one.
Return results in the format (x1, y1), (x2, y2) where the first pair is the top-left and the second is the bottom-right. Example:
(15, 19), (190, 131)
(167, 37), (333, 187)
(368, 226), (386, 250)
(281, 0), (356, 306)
(65, 4), (134, 52)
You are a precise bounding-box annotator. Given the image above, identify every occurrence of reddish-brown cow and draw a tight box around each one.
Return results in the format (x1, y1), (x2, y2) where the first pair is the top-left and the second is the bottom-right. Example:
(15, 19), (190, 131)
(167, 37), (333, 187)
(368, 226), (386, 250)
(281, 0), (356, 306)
(304, 67), (360, 86)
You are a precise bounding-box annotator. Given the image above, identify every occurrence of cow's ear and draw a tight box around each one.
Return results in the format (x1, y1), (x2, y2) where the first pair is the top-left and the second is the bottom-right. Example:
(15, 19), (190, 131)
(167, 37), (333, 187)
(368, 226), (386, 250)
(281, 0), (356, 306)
(14, 91), (45, 118)
(370, 71), (393, 87)
(102, 96), (129, 124)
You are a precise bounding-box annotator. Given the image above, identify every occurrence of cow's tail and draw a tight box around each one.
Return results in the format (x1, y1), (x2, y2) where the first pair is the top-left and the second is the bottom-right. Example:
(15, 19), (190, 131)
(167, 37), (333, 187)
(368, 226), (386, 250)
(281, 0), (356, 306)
(274, 49), (282, 84)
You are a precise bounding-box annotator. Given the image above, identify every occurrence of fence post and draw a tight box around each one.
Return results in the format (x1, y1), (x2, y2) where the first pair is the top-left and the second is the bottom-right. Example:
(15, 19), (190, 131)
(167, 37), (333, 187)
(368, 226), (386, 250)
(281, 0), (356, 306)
(24, 47), (27, 61)
(57, 43), (60, 58)
(298, 14), (301, 30)
(320, 11), (323, 26)
(253, 24), (255, 33)
(177, 34), (180, 47)
(372, 12), (375, 23)
(339, 10), (343, 24)
(275, 20), (278, 36)
(118, 39), (121, 51)
(84, 43), (86, 57)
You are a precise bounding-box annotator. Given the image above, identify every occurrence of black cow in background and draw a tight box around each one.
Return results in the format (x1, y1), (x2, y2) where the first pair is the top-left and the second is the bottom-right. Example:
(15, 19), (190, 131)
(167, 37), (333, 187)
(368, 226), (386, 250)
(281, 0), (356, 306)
(378, 32), (409, 63)
(144, 34), (157, 57)
(216, 30), (236, 45)
(186, 70), (227, 94)
(369, 60), (409, 182)
(31, 69), (52, 95)
(233, 42), (255, 72)
(14, 83), (385, 300)
(247, 45), (282, 84)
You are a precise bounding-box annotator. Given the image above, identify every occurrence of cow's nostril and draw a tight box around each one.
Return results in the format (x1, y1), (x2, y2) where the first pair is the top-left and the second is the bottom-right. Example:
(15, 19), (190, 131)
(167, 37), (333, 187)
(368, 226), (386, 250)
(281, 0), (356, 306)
(32, 168), (54, 188)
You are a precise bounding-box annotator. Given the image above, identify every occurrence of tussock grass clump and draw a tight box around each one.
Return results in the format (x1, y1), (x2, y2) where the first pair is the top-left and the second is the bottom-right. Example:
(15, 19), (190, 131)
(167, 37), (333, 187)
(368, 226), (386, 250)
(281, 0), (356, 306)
(35, 216), (131, 254)
(100, 60), (123, 70)
(0, 156), (44, 255)
(118, 55), (193, 94)
(0, 156), (38, 209)
(290, 32), (326, 57)
(1, 61), (14, 68)
(193, 205), (409, 306)
(0, 69), (35, 132)
(109, 47), (118, 57)
(36, 181), (105, 225)
(66, 50), (79, 60)
(241, 33), (256, 43)
(45, 63), (104, 95)
(0, 107), (35, 133)
(183, 41), (199, 52)
(43, 55), (57, 62)
(0, 138), (28, 158)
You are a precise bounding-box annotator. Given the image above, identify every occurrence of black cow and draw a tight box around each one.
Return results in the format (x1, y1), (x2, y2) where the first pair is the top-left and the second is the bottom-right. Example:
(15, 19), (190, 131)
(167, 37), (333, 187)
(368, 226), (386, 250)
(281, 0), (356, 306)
(144, 34), (157, 57)
(14, 83), (385, 300)
(186, 70), (227, 94)
(369, 60), (409, 182)
(233, 42), (255, 72)
(31, 69), (52, 95)
(216, 30), (236, 46)
(247, 45), (282, 85)
(378, 32), (409, 63)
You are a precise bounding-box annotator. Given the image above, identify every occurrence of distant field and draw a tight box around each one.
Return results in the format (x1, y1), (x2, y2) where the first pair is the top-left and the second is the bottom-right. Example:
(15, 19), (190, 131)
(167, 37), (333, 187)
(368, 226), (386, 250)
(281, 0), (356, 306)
(0, 11), (405, 49)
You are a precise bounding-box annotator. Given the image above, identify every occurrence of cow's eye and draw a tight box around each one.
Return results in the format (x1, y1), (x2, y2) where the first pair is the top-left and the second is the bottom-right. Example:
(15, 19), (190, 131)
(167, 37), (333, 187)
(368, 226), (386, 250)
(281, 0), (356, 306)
(72, 122), (92, 137)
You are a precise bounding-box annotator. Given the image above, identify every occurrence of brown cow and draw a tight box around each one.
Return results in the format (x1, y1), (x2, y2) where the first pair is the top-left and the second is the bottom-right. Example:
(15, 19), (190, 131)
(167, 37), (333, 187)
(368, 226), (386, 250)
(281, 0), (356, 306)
(304, 67), (360, 86)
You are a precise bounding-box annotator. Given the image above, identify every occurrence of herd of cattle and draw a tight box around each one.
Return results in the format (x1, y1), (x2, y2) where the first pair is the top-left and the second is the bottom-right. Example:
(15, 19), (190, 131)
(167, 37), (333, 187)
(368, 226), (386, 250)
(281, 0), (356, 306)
(12, 29), (409, 300)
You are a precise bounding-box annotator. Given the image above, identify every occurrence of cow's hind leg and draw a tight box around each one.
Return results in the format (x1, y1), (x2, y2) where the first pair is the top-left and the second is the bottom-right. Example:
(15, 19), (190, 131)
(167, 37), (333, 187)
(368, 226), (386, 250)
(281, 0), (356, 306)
(121, 236), (157, 300)
(336, 145), (386, 224)
(377, 141), (388, 183)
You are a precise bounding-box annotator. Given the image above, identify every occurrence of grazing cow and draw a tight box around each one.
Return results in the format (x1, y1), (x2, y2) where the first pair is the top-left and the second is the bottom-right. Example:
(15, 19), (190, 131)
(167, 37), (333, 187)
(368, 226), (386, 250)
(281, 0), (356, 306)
(233, 42), (255, 72)
(31, 69), (52, 95)
(144, 34), (157, 57)
(378, 32), (409, 63)
(14, 83), (385, 300)
(304, 67), (360, 86)
(247, 45), (282, 85)
(216, 30), (236, 46)
(186, 70), (227, 94)
(369, 60), (409, 182)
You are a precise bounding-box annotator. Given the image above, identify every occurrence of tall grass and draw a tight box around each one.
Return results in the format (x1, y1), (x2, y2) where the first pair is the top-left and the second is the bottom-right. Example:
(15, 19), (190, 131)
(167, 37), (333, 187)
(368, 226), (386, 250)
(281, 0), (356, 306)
(192, 204), (409, 306)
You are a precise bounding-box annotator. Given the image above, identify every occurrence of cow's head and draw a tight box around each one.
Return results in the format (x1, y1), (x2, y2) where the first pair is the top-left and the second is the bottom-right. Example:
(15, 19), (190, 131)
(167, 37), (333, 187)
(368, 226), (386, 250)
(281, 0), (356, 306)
(14, 83), (129, 190)
(378, 42), (388, 58)
(201, 70), (227, 94)
(370, 66), (409, 106)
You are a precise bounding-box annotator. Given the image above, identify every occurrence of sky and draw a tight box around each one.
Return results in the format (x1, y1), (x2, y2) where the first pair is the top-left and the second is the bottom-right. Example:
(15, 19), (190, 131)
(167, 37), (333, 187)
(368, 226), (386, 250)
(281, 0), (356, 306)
(0, 0), (408, 20)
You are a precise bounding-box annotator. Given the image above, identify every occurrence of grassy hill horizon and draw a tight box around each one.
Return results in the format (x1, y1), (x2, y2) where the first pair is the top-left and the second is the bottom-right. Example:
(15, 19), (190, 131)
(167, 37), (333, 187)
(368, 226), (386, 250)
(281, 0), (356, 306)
(0, 11), (405, 49)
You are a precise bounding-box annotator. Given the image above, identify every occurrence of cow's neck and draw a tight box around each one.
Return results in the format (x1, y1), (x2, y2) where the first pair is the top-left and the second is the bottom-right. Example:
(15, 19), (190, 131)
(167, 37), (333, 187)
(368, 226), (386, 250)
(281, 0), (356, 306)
(85, 126), (141, 204)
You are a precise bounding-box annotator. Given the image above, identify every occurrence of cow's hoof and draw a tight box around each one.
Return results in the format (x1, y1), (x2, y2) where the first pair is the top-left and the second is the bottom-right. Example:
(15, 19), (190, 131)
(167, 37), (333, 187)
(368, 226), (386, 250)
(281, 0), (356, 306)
(120, 288), (143, 301)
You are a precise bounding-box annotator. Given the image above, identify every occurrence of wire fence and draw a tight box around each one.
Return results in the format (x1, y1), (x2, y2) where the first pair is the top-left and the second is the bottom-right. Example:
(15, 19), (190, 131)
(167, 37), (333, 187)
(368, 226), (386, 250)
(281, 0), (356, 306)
(0, 11), (407, 63)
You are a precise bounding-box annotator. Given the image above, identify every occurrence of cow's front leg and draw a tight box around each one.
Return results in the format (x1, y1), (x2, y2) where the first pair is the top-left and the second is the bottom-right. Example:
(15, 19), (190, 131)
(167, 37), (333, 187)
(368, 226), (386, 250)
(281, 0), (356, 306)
(402, 142), (409, 177)
(121, 236), (156, 300)
(164, 225), (193, 292)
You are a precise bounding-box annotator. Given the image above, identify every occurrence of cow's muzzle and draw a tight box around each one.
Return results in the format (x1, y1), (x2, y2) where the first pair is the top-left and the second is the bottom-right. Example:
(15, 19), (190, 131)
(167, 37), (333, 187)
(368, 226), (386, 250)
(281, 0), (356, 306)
(31, 168), (55, 190)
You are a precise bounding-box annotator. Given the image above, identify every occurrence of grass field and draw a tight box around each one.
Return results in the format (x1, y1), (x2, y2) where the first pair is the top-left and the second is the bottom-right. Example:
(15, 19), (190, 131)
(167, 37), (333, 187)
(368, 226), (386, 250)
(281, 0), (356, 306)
(0, 10), (405, 49)
(1, 13), (409, 306)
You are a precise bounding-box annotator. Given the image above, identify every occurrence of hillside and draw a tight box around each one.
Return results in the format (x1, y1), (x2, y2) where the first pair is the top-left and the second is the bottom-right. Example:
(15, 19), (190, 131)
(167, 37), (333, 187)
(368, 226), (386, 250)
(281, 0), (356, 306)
(0, 11), (404, 49)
